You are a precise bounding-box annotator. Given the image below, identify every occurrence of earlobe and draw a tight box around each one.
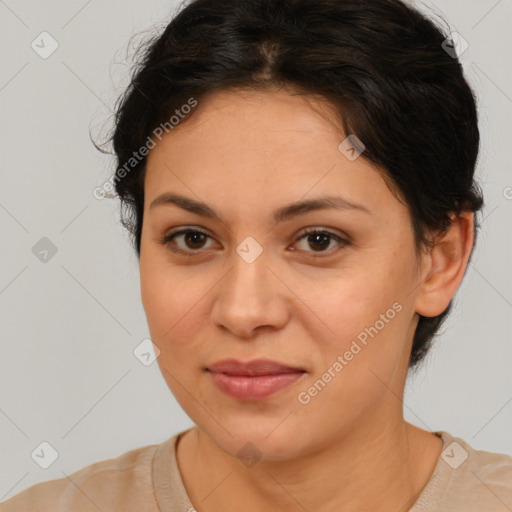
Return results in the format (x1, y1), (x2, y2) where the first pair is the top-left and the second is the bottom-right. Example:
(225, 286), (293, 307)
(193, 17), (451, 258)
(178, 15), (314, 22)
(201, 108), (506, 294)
(415, 211), (475, 318)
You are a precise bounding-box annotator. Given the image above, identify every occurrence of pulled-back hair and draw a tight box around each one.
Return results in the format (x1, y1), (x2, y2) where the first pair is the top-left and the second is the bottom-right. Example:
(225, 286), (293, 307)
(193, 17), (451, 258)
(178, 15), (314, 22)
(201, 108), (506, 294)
(107, 0), (483, 368)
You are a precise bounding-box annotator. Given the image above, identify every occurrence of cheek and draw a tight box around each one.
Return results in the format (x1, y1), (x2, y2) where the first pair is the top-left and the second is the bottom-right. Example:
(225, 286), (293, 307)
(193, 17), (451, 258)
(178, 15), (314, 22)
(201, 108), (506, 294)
(141, 270), (198, 339)
(140, 239), (190, 327)
(306, 269), (403, 338)
(293, 275), (410, 426)
(302, 260), (413, 388)
(140, 265), (210, 406)
(140, 255), (218, 370)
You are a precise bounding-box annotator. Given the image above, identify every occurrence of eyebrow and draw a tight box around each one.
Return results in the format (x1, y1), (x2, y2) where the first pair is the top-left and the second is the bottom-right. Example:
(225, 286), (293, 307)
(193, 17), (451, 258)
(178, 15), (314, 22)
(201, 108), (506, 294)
(149, 192), (371, 222)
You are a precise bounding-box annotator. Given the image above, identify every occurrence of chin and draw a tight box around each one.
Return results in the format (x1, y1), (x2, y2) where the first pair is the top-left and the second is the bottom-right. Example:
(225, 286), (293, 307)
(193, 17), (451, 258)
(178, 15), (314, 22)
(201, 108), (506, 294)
(195, 413), (312, 463)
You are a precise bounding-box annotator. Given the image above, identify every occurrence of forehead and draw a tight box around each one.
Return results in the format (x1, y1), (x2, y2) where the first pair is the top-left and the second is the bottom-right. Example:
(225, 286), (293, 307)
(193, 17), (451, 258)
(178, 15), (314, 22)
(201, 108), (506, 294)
(172, 86), (345, 149)
(143, 88), (402, 221)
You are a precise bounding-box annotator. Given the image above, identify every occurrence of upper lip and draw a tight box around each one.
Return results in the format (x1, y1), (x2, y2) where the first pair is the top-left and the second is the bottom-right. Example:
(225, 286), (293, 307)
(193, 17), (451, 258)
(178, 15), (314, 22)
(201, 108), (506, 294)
(207, 358), (306, 376)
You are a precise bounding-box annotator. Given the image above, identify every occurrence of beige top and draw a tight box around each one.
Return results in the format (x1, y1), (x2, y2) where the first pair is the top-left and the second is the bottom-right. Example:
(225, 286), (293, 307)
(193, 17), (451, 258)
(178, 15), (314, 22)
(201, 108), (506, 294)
(1, 429), (511, 511)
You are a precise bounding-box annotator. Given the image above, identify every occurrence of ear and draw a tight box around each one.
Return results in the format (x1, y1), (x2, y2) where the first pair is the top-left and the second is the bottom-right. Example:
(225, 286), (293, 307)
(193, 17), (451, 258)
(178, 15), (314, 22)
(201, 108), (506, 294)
(415, 211), (475, 317)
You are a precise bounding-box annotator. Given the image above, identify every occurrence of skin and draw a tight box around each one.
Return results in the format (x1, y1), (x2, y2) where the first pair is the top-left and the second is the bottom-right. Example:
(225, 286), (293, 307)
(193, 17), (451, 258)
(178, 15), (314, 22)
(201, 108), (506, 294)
(139, 86), (475, 512)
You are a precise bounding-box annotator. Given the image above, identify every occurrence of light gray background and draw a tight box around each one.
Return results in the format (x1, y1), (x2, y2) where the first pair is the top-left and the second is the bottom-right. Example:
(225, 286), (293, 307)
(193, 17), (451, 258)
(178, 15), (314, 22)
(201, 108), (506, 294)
(1, 0), (511, 500)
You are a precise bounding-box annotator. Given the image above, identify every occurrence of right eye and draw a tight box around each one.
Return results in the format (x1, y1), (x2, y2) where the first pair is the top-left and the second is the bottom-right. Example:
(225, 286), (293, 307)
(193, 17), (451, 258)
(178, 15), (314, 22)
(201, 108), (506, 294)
(159, 228), (216, 256)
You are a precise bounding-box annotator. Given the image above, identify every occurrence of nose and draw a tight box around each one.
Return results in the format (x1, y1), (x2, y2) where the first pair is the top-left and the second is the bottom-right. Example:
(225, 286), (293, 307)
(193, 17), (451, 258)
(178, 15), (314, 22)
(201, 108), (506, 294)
(210, 247), (290, 339)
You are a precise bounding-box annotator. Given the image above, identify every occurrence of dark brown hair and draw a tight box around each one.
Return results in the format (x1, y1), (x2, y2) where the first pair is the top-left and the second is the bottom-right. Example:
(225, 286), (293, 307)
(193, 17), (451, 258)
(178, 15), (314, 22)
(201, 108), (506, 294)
(106, 0), (483, 368)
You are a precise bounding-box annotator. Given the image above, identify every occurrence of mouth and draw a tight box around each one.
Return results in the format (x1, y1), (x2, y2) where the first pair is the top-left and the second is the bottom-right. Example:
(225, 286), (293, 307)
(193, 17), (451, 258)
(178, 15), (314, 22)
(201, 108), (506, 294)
(206, 358), (307, 400)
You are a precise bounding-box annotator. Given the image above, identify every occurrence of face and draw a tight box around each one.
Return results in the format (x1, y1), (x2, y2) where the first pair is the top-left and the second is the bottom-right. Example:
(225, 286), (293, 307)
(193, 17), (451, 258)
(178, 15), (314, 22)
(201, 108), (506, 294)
(140, 87), (425, 460)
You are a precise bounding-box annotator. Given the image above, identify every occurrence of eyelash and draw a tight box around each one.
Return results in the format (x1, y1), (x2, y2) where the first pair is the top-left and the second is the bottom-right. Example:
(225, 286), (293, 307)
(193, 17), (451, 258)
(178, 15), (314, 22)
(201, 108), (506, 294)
(158, 227), (350, 258)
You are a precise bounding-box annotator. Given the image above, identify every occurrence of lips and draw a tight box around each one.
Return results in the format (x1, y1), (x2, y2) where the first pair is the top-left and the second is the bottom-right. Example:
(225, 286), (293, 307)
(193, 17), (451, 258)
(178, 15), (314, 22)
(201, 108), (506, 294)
(208, 358), (305, 376)
(206, 358), (306, 400)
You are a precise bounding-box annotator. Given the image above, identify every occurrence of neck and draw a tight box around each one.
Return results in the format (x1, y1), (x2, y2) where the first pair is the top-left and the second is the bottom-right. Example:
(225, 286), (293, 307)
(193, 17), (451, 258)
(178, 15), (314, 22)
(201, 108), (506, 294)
(176, 406), (442, 512)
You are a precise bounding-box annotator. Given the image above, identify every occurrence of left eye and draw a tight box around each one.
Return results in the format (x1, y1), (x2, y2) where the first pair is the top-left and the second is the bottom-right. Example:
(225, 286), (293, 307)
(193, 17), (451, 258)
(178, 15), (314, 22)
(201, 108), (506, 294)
(293, 228), (348, 255)
(160, 228), (348, 256)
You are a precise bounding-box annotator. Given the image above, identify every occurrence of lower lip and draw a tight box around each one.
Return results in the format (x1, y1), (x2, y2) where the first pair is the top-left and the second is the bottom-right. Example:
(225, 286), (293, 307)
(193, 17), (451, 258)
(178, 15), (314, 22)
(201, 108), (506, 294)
(208, 371), (305, 400)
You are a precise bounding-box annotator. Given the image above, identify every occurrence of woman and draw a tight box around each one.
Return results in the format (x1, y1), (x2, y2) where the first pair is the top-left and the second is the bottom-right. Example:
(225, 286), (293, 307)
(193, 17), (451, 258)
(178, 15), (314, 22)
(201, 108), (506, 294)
(2, 0), (511, 510)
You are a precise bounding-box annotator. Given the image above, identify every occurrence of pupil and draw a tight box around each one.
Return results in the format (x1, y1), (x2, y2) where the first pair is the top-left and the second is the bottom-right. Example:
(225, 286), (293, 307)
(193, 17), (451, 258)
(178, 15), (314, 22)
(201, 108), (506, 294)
(309, 233), (329, 251)
(186, 232), (205, 248)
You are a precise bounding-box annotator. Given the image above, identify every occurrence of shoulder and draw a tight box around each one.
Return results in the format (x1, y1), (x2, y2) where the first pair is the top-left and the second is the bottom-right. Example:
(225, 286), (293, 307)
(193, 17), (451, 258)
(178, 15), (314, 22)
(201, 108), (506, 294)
(0, 441), (163, 512)
(412, 431), (512, 512)
(444, 433), (512, 495)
